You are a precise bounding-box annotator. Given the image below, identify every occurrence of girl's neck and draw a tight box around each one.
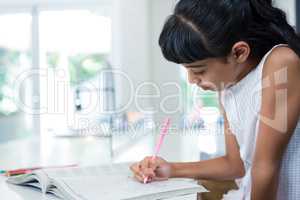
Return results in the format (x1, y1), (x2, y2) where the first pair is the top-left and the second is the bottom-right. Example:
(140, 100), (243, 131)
(235, 58), (260, 83)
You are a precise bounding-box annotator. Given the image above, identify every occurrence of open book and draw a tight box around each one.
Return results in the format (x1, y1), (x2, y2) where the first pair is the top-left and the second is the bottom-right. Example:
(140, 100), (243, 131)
(6, 163), (207, 200)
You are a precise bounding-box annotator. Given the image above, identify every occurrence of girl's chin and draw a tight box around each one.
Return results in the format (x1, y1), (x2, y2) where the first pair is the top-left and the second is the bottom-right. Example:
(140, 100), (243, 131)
(197, 84), (215, 91)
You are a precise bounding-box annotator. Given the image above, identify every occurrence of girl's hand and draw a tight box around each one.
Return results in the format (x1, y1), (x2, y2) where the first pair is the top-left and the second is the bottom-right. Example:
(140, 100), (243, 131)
(130, 156), (172, 183)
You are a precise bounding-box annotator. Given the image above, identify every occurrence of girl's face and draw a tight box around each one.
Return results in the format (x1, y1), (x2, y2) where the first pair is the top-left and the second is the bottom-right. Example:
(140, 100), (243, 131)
(183, 57), (239, 91)
(183, 42), (254, 91)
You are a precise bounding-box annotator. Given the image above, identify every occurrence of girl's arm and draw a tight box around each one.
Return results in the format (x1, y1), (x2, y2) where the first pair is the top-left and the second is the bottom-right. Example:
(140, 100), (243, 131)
(170, 114), (245, 180)
(251, 47), (300, 200)
(131, 109), (246, 182)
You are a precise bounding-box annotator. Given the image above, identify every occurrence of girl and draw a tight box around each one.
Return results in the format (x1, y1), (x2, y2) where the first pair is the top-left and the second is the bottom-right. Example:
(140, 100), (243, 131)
(130, 0), (300, 199)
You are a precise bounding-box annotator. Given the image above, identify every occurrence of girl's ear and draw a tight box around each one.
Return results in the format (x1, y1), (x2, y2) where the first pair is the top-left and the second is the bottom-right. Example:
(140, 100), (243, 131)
(231, 41), (251, 63)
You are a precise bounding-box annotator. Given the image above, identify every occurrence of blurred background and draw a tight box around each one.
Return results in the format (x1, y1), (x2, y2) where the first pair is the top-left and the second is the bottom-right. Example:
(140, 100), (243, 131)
(0, 0), (298, 166)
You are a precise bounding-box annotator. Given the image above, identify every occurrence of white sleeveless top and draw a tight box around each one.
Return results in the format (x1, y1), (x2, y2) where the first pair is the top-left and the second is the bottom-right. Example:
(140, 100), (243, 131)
(220, 44), (300, 200)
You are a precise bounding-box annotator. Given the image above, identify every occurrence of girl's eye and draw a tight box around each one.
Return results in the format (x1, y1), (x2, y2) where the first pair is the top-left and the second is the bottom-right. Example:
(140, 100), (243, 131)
(193, 70), (205, 75)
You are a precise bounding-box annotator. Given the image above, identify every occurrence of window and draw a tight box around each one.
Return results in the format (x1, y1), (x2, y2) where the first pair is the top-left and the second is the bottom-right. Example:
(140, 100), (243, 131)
(0, 6), (112, 142)
(0, 13), (33, 142)
(39, 9), (112, 133)
(40, 10), (111, 83)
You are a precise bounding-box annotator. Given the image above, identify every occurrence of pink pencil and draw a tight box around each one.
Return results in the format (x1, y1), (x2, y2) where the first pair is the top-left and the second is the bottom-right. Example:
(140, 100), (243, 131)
(143, 118), (171, 184)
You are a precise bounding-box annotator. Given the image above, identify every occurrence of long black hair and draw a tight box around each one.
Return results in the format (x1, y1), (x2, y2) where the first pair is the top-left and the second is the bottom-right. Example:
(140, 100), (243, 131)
(159, 0), (300, 64)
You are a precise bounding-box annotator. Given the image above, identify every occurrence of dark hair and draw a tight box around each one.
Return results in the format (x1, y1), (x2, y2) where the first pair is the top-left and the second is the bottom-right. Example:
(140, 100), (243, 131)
(159, 0), (300, 64)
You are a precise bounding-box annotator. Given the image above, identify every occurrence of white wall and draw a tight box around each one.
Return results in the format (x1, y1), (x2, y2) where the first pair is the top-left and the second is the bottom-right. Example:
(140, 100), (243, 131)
(149, 0), (182, 124)
(274, 0), (296, 26)
(112, 0), (183, 126)
(112, 0), (152, 113)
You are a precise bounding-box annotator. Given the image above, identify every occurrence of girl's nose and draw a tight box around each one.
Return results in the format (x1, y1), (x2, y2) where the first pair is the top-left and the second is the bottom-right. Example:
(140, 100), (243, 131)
(188, 70), (200, 84)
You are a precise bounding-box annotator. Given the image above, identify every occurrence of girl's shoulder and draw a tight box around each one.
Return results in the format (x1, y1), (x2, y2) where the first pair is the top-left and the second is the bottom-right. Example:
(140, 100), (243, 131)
(269, 46), (299, 62)
(263, 46), (300, 80)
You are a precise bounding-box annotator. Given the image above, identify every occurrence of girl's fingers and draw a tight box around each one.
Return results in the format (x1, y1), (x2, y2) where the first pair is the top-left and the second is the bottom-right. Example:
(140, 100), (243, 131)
(130, 163), (140, 173)
(140, 158), (155, 176)
(149, 159), (159, 170)
(131, 158), (166, 183)
(142, 168), (155, 178)
(130, 163), (147, 180)
(140, 174), (168, 184)
(139, 167), (155, 183)
(134, 173), (144, 183)
(140, 157), (151, 171)
(134, 162), (155, 183)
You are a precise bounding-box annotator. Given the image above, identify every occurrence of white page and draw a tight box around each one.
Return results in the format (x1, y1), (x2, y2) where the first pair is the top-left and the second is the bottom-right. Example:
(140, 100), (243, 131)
(57, 175), (203, 200)
(168, 194), (197, 200)
(43, 164), (207, 200)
